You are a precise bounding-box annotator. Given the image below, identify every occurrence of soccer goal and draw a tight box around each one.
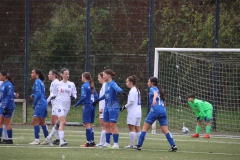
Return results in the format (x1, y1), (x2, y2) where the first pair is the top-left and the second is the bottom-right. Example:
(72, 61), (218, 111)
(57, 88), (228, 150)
(152, 48), (240, 134)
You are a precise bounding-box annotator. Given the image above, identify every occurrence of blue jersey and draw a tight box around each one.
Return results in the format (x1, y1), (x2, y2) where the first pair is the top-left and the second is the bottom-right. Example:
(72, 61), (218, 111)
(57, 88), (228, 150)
(99, 80), (123, 109)
(0, 80), (15, 110)
(75, 82), (98, 106)
(149, 86), (165, 111)
(32, 78), (47, 108)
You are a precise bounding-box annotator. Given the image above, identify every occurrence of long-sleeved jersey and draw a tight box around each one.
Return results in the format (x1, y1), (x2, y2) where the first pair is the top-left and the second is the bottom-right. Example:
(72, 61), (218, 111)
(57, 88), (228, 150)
(54, 80), (77, 110)
(149, 86), (165, 111)
(47, 79), (59, 106)
(98, 80), (123, 109)
(188, 98), (213, 118)
(75, 82), (98, 106)
(125, 86), (142, 118)
(32, 78), (47, 108)
(99, 83), (106, 111)
(0, 80), (15, 110)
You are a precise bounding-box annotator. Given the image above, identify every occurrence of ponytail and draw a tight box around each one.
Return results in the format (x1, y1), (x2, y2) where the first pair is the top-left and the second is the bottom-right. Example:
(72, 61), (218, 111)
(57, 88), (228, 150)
(149, 77), (165, 101)
(158, 85), (166, 101)
(34, 69), (45, 82)
(82, 72), (95, 94)
(51, 69), (61, 81)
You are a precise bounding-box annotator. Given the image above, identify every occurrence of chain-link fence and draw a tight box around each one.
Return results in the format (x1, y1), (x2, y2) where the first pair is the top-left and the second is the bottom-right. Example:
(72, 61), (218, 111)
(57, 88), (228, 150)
(1, 0), (240, 132)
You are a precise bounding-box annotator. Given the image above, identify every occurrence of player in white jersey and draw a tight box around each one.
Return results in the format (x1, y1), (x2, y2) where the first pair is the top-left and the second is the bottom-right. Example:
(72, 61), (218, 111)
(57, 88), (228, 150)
(120, 75), (142, 149)
(46, 68), (77, 147)
(41, 69), (61, 145)
(96, 72), (107, 147)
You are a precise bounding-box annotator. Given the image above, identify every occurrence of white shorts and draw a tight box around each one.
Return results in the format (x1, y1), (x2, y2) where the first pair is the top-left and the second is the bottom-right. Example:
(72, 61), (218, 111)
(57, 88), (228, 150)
(99, 112), (104, 119)
(53, 108), (69, 117)
(127, 116), (141, 126)
(52, 107), (58, 116)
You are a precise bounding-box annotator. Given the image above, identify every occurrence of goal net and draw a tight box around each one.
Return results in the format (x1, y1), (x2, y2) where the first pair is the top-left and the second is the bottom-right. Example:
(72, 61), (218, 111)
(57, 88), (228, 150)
(152, 48), (240, 135)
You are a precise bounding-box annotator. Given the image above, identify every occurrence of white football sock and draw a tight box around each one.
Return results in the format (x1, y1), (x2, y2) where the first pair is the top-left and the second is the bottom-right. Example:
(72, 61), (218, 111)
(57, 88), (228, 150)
(100, 130), (106, 145)
(129, 132), (136, 146)
(55, 131), (59, 139)
(59, 131), (64, 143)
(49, 127), (58, 137)
(3, 124), (8, 139)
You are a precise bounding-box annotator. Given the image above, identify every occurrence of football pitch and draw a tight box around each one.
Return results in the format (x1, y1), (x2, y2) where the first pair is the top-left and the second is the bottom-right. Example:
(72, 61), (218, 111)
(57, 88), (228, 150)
(0, 125), (239, 160)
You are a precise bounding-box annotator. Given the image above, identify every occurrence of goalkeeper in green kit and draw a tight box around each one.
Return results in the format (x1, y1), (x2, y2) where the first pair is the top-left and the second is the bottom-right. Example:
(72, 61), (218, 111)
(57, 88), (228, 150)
(187, 93), (213, 138)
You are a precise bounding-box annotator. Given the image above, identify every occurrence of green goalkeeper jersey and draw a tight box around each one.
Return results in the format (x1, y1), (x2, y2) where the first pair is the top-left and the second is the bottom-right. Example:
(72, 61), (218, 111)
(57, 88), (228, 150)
(188, 98), (213, 119)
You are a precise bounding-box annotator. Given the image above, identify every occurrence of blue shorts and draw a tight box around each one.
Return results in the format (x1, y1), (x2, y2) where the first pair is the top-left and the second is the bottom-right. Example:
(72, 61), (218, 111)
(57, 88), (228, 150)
(145, 108), (168, 126)
(33, 106), (47, 118)
(91, 107), (95, 124)
(103, 107), (120, 123)
(0, 108), (14, 118)
(82, 104), (95, 123)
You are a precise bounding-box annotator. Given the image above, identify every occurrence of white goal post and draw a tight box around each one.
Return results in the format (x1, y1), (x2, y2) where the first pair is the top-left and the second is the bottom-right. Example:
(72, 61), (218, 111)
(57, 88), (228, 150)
(152, 48), (240, 134)
(14, 99), (27, 123)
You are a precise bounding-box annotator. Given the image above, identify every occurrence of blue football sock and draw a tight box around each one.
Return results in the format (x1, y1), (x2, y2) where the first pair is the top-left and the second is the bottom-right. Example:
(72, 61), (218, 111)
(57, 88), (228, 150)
(113, 134), (119, 143)
(7, 130), (12, 139)
(41, 125), (48, 138)
(86, 129), (91, 142)
(106, 133), (111, 143)
(138, 131), (146, 147)
(0, 128), (3, 138)
(91, 127), (94, 142)
(165, 132), (175, 146)
(34, 125), (40, 139)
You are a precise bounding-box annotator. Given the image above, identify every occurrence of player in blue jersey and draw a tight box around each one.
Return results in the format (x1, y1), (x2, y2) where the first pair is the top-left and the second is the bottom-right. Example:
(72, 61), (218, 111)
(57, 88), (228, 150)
(134, 77), (177, 152)
(0, 80), (19, 143)
(0, 71), (15, 144)
(93, 69), (126, 149)
(29, 69), (49, 145)
(74, 72), (98, 147)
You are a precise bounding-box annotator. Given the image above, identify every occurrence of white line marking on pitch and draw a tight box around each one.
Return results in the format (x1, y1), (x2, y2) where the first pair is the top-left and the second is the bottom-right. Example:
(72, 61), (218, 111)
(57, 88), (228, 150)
(0, 145), (239, 156)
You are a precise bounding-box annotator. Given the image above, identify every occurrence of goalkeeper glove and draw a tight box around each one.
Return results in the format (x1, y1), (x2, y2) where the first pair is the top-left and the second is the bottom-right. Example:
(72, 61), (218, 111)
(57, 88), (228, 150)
(197, 117), (201, 122)
(92, 99), (100, 107)
(119, 92), (127, 96)
(70, 96), (75, 101)
(50, 96), (56, 100)
(3, 108), (8, 115)
(120, 106), (126, 112)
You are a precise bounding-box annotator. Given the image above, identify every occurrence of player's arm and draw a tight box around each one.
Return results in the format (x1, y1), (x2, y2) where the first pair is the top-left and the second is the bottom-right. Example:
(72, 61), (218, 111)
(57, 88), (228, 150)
(188, 102), (200, 117)
(33, 82), (41, 106)
(94, 89), (98, 101)
(196, 102), (207, 118)
(112, 83), (124, 93)
(1, 85), (13, 109)
(70, 83), (77, 100)
(152, 91), (158, 106)
(74, 86), (86, 107)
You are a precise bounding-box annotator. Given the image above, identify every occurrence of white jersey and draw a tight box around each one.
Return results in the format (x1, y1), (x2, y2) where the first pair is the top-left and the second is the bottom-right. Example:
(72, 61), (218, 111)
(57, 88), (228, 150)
(99, 83), (106, 111)
(47, 79), (60, 107)
(54, 80), (77, 110)
(0, 81), (3, 87)
(126, 86), (142, 118)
